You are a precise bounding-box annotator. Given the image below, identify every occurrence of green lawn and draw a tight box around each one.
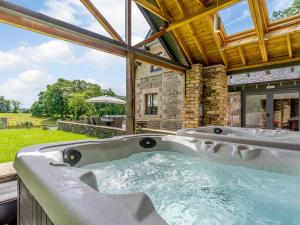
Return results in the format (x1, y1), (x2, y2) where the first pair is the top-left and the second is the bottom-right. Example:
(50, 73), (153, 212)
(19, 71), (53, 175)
(0, 113), (57, 127)
(0, 129), (95, 163)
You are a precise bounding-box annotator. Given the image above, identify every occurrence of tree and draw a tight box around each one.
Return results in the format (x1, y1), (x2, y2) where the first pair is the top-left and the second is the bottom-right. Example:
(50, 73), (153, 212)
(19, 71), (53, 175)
(0, 96), (11, 113)
(10, 100), (21, 113)
(68, 93), (96, 120)
(31, 92), (48, 117)
(272, 0), (300, 21)
(31, 78), (108, 119)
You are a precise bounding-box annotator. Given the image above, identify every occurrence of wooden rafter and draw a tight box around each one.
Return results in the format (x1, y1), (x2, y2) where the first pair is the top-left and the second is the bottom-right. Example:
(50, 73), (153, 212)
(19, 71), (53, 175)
(238, 46), (246, 66)
(167, 0), (240, 32)
(206, 16), (228, 66)
(174, 0), (209, 65)
(80, 0), (124, 43)
(155, 0), (193, 64)
(173, 30), (193, 64)
(228, 57), (300, 72)
(134, 29), (166, 48)
(224, 23), (300, 50)
(196, 0), (210, 7)
(248, 0), (268, 62)
(134, 0), (171, 22)
(287, 34), (293, 58)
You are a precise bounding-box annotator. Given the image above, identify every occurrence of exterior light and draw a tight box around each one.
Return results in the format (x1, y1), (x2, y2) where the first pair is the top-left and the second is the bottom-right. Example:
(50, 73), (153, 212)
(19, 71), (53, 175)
(214, 14), (221, 33)
(214, 0), (221, 33)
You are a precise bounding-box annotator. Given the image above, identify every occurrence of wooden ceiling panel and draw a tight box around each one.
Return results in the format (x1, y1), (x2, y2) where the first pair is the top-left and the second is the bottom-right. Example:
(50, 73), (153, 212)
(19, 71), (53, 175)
(139, 0), (300, 71)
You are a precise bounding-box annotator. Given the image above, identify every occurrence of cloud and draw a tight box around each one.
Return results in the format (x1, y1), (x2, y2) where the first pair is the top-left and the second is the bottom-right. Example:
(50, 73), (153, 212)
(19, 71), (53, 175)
(0, 70), (54, 107)
(82, 49), (125, 67)
(271, 0), (293, 11)
(40, 0), (84, 25)
(0, 40), (78, 70)
(39, 0), (150, 44)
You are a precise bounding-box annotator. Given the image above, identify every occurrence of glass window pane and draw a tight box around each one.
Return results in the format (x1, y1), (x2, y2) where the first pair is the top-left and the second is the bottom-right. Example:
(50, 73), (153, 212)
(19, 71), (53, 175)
(245, 94), (267, 128)
(219, 0), (254, 35)
(152, 94), (158, 106)
(266, 0), (300, 22)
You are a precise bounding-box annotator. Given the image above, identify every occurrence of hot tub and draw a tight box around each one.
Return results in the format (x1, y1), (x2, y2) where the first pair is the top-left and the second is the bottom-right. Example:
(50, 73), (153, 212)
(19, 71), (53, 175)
(177, 126), (300, 150)
(14, 134), (300, 225)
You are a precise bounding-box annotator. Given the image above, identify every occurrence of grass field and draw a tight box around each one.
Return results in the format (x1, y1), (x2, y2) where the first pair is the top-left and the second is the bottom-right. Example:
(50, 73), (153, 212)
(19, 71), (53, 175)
(0, 113), (57, 127)
(0, 129), (95, 163)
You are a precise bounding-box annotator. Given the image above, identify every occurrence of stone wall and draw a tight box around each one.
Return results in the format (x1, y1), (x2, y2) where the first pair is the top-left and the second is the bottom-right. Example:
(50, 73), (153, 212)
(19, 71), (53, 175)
(227, 92), (241, 127)
(202, 65), (228, 126)
(57, 121), (176, 138)
(0, 118), (8, 129)
(135, 42), (184, 131)
(58, 121), (125, 138)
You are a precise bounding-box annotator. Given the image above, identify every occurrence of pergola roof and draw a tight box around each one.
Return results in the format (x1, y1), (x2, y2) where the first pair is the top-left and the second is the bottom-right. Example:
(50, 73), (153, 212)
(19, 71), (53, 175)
(136, 0), (300, 73)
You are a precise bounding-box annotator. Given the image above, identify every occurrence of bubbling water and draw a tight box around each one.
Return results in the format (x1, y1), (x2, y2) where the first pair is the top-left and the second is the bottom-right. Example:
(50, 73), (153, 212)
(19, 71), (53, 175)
(82, 151), (300, 225)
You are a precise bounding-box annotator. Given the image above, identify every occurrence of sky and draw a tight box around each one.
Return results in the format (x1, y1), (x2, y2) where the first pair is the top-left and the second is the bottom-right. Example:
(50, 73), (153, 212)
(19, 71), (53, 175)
(219, 0), (294, 35)
(0, 0), (150, 108)
(0, 0), (296, 108)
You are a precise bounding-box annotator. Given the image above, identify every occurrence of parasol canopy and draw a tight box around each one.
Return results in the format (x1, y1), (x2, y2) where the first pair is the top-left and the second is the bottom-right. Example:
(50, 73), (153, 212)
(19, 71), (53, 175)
(85, 95), (126, 105)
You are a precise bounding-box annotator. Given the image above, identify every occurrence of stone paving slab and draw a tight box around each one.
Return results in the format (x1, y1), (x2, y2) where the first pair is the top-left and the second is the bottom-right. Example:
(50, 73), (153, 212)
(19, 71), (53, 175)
(0, 162), (16, 183)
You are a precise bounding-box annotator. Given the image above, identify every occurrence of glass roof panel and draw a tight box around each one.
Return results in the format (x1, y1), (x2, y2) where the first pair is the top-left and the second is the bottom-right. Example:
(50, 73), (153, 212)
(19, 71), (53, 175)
(266, 0), (300, 22)
(219, 0), (254, 36)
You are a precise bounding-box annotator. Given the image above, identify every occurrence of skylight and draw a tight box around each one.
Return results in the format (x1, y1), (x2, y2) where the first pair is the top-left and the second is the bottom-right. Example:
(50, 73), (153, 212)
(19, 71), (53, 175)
(265, 0), (300, 22)
(219, 0), (254, 36)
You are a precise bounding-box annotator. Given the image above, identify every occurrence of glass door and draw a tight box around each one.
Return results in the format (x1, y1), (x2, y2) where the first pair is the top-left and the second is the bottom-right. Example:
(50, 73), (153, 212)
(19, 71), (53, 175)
(244, 94), (268, 129)
(271, 92), (299, 131)
(243, 90), (300, 130)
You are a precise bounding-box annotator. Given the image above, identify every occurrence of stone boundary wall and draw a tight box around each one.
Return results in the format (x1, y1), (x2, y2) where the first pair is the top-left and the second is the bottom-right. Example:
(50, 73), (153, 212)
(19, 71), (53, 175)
(57, 121), (175, 138)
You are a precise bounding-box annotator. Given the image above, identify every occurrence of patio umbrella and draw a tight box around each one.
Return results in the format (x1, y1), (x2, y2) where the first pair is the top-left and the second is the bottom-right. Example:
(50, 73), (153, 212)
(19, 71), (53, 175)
(85, 95), (126, 105)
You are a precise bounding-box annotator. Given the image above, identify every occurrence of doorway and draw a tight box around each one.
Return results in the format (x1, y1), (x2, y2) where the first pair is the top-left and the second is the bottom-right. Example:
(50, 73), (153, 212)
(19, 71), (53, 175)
(243, 90), (300, 130)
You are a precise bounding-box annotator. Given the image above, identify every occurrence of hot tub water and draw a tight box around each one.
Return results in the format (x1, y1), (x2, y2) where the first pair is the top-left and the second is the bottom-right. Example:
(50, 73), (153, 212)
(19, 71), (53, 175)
(82, 151), (300, 225)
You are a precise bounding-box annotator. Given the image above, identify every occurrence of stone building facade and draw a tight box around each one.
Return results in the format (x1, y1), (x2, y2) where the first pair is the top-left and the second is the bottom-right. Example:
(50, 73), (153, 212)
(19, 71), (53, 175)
(136, 40), (184, 131)
(136, 40), (228, 130)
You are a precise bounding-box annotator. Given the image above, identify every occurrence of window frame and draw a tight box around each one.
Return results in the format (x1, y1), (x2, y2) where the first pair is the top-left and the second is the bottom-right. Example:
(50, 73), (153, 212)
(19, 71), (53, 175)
(218, 0), (300, 43)
(218, 0), (256, 38)
(150, 52), (163, 73)
(145, 93), (158, 115)
(263, 0), (300, 26)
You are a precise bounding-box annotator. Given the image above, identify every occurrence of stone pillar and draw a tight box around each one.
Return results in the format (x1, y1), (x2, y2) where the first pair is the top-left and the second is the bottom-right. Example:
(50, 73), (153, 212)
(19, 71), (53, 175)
(202, 65), (228, 126)
(182, 64), (203, 128)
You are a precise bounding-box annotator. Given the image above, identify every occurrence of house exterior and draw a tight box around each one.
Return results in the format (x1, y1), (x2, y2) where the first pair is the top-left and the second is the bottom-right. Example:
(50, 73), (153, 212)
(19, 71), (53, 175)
(136, 38), (228, 130)
(136, 38), (300, 131)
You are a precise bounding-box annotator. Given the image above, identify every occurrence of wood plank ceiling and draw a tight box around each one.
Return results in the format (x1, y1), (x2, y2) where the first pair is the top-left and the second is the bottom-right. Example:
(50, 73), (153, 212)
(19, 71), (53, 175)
(136, 0), (300, 72)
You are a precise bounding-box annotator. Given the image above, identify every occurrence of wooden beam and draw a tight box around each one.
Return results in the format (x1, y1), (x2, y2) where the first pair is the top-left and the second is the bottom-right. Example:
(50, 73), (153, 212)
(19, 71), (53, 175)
(174, 0), (209, 65)
(206, 16), (228, 66)
(173, 30), (193, 64)
(125, 0), (132, 46)
(134, 0), (171, 22)
(224, 23), (300, 50)
(80, 0), (124, 43)
(238, 46), (246, 66)
(167, 0), (240, 32)
(134, 29), (166, 48)
(0, 1), (189, 72)
(287, 34), (293, 58)
(155, 0), (193, 64)
(228, 56), (300, 72)
(126, 51), (136, 135)
(197, 0), (210, 7)
(248, 0), (268, 62)
(125, 0), (135, 134)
